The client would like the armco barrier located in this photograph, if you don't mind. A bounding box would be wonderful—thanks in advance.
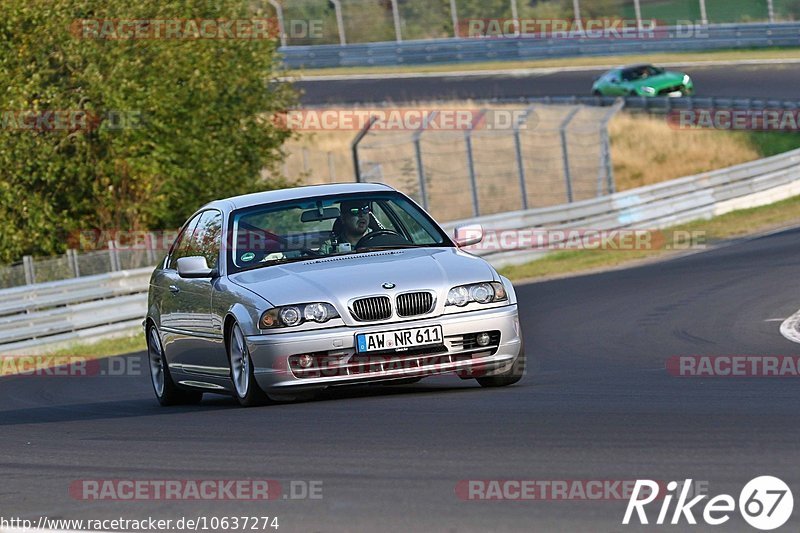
[0,268,152,354]
[2,147,800,351]
[442,148,800,267]
[280,22,800,69]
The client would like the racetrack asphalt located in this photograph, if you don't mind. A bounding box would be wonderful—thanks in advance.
[1,226,800,532]
[296,64,797,105]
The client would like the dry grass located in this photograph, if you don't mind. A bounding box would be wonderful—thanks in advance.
[609,113,762,190]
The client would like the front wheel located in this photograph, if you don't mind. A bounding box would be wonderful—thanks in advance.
[229,322,270,407]
[476,345,525,388]
[147,326,203,406]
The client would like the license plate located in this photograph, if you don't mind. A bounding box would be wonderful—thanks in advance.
[356,325,443,353]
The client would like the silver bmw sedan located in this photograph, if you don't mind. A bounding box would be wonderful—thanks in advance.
[145,183,524,406]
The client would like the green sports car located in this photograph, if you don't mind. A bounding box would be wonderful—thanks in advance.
[591,64,694,97]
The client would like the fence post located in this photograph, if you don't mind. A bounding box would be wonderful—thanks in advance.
[412,111,438,212]
[572,0,583,31]
[767,0,775,23]
[450,0,460,38]
[599,99,625,196]
[559,107,581,203]
[390,0,402,42]
[464,110,486,218]
[699,0,708,25]
[351,115,377,182]
[510,0,519,21]
[267,0,287,47]
[513,105,536,210]
[327,151,336,182]
[145,233,156,264]
[633,0,643,30]
[22,255,35,285]
[329,0,346,45]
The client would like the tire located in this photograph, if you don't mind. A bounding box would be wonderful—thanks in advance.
[228,322,270,407]
[147,325,203,406]
[476,345,525,388]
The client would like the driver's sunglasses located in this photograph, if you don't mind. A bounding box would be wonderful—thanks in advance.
[347,205,371,217]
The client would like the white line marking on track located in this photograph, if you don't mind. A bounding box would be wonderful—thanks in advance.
[779,308,800,344]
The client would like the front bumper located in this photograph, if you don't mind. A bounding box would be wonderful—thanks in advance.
[246,304,522,391]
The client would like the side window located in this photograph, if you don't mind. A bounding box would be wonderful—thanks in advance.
[193,210,223,269]
[168,212,204,269]
[388,203,438,244]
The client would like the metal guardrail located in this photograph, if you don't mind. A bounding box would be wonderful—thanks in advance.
[442,147,800,267]
[280,22,800,69]
[0,268,152,354]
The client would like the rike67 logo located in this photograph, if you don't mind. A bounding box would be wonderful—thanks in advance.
[623,476,793,530]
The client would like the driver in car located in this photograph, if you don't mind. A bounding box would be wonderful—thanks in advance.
[319,200,373,254]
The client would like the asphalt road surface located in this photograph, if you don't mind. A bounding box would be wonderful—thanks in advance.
[297,64,798,105]
[2,226,800,532]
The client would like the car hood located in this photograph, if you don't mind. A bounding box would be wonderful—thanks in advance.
[228,247,497,313]
[631,71,686,88]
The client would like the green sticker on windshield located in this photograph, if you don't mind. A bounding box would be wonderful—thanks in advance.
[241,252,255,262]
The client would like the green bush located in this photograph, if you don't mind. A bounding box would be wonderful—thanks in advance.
[0,0,295,263]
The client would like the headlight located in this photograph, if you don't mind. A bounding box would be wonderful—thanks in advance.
[446,282,508,307]
[260,302,339,329]
[642,86,655,95]
[683,74,691,85]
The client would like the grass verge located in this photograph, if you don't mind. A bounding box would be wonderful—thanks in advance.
[288,47,800,77]
[499,194,800,282]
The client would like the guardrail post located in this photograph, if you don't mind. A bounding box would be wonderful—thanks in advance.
[329,0,346,45]
[767,0,775,23]
[67,249,81,278]
[560,107,581,203]
[267,0,287,47]
[108,240,120,272]
[390,0,402,42]
[351,115,377,182]
[464,110,485,218]
[513,105,536,210]
[22,255,35,285]
[449,0,460,38]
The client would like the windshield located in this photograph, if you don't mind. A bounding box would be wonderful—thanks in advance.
[228,192,451,272]
[621,65,664,81]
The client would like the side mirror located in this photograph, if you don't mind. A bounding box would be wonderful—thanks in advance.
[177,256,215,278]
[454,224,484,247]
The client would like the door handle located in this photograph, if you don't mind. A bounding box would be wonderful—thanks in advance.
[169,285,180,294]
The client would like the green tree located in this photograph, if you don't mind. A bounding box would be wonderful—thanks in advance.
[0,0,295,262]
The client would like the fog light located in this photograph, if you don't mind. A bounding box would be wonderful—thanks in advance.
[476,332,491,347]
[297,354,314,368]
